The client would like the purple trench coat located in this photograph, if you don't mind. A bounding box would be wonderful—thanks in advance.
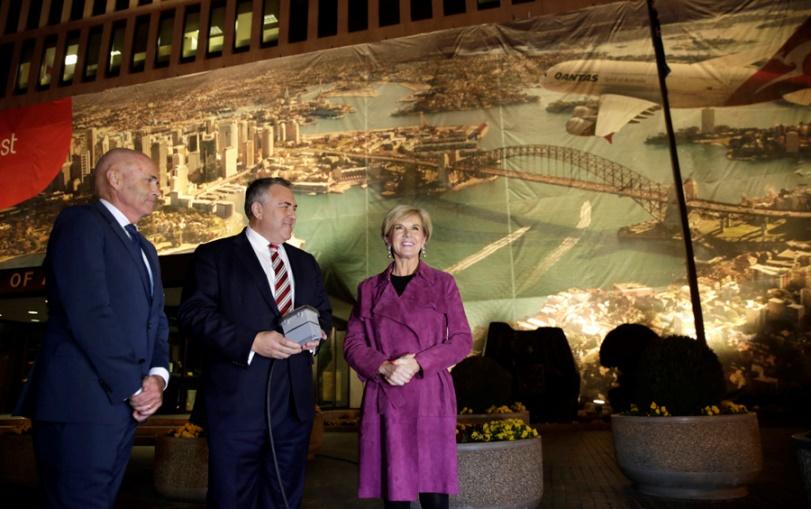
[344,262,473,501]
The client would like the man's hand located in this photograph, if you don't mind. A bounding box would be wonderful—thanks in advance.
[252,331,303,359]
[129,375,165,422]
[300,329,327,353]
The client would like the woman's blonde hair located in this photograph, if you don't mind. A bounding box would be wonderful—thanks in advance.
[380,205,433,243]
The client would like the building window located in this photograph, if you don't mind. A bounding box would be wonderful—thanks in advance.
[318,0,338,38]
[155,10,174,68]
[207,0,226,57]
[512,0,534,3]
[181,5,201,62]
[4,1,23,34]
[60,30,80,85]
[115,0,130,10]
[0,43,13,97]
[15,39,36,94]
[92,0,107,16]
[478,0,500,9]
[411,0,432,21]
[83,25,103,81]
[443,0,465,16]
[261,0,280,47]
[379,0,400,27]
[131,15,150,73]
[26,0,44,30]
[347,0,368,32]
[288,0,308,43]
[69,0,85,22]
[38,35,58,89]
[47,0,65,25]
[234,0,253,52]
[107,20,126,77]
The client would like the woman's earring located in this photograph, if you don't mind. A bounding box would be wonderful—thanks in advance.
[420,245,427,258]
[386,244,393,258]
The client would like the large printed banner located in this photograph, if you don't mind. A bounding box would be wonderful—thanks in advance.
[1,0,809,402]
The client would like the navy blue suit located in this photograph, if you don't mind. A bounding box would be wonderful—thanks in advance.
[15,201,169,508]
[178,230,332,509]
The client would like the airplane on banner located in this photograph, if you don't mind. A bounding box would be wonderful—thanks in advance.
[540,17,811,142]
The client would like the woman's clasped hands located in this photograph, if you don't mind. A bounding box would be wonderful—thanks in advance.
[379,353,420,386]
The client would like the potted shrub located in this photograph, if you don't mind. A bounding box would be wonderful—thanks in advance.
[602,326,762,500]
[452,418,543,509]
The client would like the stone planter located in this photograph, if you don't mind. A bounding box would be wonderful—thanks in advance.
[0,433,37,487]
[611,413,762,500]
[457,411,530,426]
[153,436,208,502]
[792,431,811,508]
[451,437,543,509]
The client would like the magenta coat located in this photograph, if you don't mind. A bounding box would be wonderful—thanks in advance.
[344,262,473,501]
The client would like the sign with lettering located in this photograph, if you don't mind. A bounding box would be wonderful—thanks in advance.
[0,98,72,209]
[0,267,46,296]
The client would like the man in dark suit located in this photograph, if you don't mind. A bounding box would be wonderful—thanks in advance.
[178,177,331,509]
[16,148,170,508]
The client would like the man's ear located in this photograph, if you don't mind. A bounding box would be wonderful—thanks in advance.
[251,201,263,219]
[106,167,121,190]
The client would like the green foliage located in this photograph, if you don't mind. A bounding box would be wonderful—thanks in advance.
[632,335,726,416]
[452,356,513,413]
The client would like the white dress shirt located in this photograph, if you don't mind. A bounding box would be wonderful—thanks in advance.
[245,226,296,364]
[99,199,169,392]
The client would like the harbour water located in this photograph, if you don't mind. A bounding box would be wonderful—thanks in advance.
[294,82,811,328]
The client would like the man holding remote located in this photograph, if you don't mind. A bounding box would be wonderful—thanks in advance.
[178,177,331,509]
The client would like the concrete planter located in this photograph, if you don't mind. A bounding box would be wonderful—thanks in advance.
[451,437,543,509]
[792,431,811,508]
[153,436,208,502]
[0,434,37,487]
[611,413,762,500]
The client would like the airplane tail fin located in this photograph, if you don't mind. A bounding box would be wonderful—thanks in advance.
[725,17,811,106]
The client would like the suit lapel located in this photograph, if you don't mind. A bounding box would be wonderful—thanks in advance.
[234,231,278,315]
[92,201,152,299]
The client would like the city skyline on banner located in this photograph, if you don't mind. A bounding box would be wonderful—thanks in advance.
[0,0,809,403]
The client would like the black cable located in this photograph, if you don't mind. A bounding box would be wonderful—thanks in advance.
[266,360,291,509]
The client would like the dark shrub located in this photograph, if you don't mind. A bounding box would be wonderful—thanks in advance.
[451,356,513,413]
[632,335,726,416]
[599,323,660,412]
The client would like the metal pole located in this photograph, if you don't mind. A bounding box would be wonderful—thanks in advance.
[645,0,707,345]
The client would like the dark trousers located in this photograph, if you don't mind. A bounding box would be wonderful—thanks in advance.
[384,493,450,509]
[207,360,313,509]
[32,419,137,509]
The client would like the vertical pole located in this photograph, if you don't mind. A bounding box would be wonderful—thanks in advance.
[645,0,706,345]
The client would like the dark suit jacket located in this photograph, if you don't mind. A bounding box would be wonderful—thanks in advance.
[177,229,332,432]
[16,201,169,423]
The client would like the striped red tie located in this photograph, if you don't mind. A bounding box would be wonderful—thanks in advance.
[270,243,292,316]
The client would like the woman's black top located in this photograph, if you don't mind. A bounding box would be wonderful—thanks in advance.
[390,273,415,296]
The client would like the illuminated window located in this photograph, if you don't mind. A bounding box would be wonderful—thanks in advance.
[234,0,253,52]
[15,39,35,94]
[443,0,465,15]
[181,5,200,62]
[379,0,399,27]
[207,0,225,57]
[48,0,65,25]
[107,20,126,77]
[0,44,13,96]
[83,25,103,81]
[261,0,280,47]
[60,30,80,85]
[38,35,58,89]
[288,0,307,43]
[347,0,368,32]
[155,10,174,68]
[131,15,150,73]
[318,0,337,38]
